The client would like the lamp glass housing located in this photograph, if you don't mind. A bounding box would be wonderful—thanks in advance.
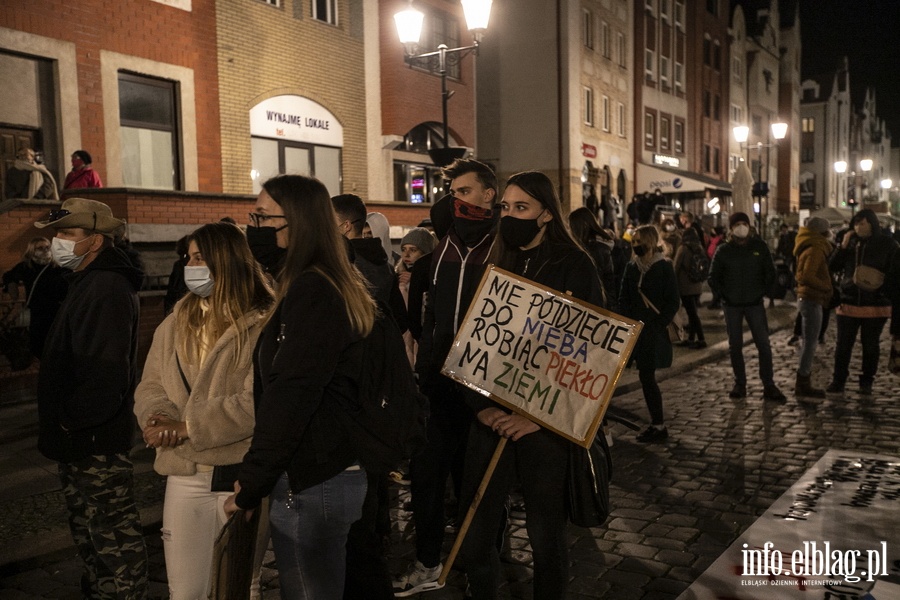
[834,161,847,174]
[860,159,873,172]
[881,178,892,190]
[394,6,425,45]
[461,0,493,32]
[770,122,788,140]
[733,125,749,143]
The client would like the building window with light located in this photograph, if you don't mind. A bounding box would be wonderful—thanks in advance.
[118,71,180,190]
[674,119,684,153]
[584,87,594,126]
[583,9,594,49]
[313,0,337,24]
[802,117,815,132]
[645,111,655,148]
[660,116,670,150]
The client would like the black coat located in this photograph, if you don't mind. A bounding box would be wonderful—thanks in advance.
[620,257,680,370]
[37,247,144,462]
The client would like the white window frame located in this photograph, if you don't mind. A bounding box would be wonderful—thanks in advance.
[675,1,684,29]
[660,55,670,87]
[583,87,594,126]
[313,0,338,25]
[731,104,743,124]
[674,62,684,92]
[617,103,626,137]
[602,95,610,132]
[583,9,594,50]
[645,112,655,147]
[645,49,655,80]
[660,0,670,21]
[674,120,684,153]
[660,116,670,149]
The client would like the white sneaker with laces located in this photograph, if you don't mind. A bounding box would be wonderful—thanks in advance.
[393,560,443,597]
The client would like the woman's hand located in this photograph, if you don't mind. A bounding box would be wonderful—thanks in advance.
[143,414,188,448]
[397,271,412,286]
[478,408,540,441]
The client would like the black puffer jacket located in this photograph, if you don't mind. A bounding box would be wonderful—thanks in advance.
[829,210,900,311]
[37,246,144,462]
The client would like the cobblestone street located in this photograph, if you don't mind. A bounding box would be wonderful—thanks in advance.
[1,301,898,599]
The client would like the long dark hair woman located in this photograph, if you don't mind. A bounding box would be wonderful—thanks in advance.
[568,206,618,312]
[224,174,377,599]
[619,225,680,442]
[459,171,603,600]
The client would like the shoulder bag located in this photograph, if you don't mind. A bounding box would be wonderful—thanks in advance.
[638,288,684,343]
[852,245,885,292]
[175,353,241,493]
[14,264,49,329]
[565,433,613,527]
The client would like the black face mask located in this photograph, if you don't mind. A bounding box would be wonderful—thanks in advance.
[632,245,647,257]
[452,199,499,246]
[500,216,543,249]
[246,225,286,274]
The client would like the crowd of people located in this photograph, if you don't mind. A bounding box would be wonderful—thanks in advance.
[2,158,899,600]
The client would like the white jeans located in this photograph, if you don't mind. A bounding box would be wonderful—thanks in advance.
[162,471,229,599]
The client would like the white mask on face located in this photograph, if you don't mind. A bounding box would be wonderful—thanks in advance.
[51,236,91,270]
[732,224,750,239]
[184,266,215,298]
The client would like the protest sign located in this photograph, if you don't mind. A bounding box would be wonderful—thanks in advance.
[442,265,642,447]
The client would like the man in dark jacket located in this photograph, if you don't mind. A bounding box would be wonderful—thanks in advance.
[709,212,786,402]
[394,158,499,596]
[33,198,148,598]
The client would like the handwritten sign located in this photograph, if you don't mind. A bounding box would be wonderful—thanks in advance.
[679,450,900,599]
[442,266,642,447]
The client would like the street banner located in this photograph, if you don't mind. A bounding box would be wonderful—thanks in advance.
[441,265,642,448]
[679,450,900,599]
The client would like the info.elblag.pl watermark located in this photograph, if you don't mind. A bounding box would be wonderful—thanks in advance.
[740,541,889,585]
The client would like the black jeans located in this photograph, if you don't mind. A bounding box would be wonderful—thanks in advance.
[681,294,704,341]
[460,424,569,600]
[639,365,664,425]
[344,471,393,600]
[832,315,888,387]
[408,382,472,568]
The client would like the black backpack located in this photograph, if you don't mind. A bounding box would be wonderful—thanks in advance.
[335,307,429,474]
[687,250,711,283]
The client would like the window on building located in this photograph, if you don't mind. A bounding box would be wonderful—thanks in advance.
[660,116,670,149]
[752,114,762,136]
[703,91,711,117]
[802,117,815,132]
[731,104,743,124]
[313,0,337,24]
[423,11,461,78]
[617,103,626,137]
[713,94,720,120]
[713,147,720,174]
[583,9,594,49]
[713,42,721,70]
[118,71,179,190]
[660,55,670,87]
[703,145,711,172]
[645,49,655,80]
[261,0,279,5]
[703,38,711,66]
[675,1,684,28]
[601,21,610,58]
[707,0,718,16]
[645,0,653,9]
[729,154,741,176]
[675,62,684,92]
[660,0,670,21]
[674,120,684,153]
[801,146,815,162]
[645,112,655,147]
[617,32,626,67]
[732,56,742,83]
[583,87,594,126]
[602,95,610,131]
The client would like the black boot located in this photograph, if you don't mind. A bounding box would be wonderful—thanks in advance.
[795,374,825,399]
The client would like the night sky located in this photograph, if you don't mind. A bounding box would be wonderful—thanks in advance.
[798,0,900,146]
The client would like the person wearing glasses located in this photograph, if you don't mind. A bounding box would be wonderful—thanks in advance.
[33,198,148,598]
[134,222,273,599]
[224,175,376,600]
[1,237,69,358]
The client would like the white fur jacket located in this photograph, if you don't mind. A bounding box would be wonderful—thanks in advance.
[134,306,265,476]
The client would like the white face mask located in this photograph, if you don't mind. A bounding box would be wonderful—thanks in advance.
[184,265,215,298]
[732,224,750,239]
[51,236,91,270]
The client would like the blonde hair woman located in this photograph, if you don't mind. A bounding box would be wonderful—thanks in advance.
[134,222,273,599]
[225,175,377,599]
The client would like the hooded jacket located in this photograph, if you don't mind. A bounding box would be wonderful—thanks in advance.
[38,246,144,462]
[708,234,775,307]
[348,237,409,332]
[134,305,265,476]
[793,227,834,307]
[829,210,900,314]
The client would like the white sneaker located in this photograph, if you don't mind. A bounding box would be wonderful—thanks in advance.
[393,560,443,597]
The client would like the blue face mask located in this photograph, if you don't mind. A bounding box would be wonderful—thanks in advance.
[184,265,214,298]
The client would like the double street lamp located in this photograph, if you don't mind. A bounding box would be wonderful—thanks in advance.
[733,121,788,239]
[394,0,493,167]
[834,158,872,216]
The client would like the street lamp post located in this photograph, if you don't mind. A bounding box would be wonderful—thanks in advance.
[733,122,787,240]
[838,159,873,216]
[394,0,493,167]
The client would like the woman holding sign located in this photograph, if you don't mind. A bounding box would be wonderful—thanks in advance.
[619,224,680,443]
[460,170,603,600]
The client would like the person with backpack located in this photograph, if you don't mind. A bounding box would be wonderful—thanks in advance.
[568,206,618,312]
[134,222,274,599]
[224,175,377,600]
[460,171,604,600]
[673,227,707,349]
